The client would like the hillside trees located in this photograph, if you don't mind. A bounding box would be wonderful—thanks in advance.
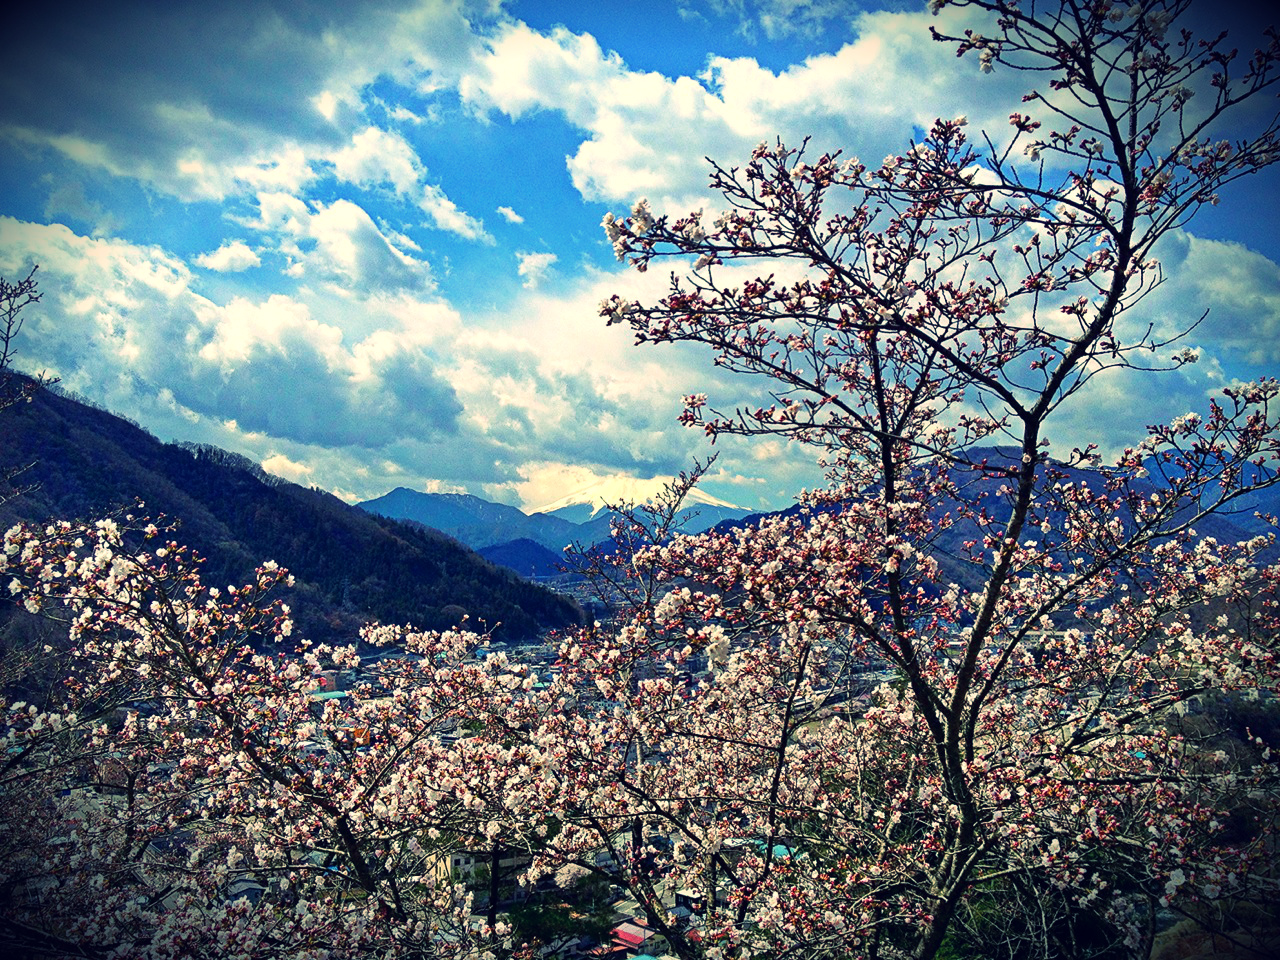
[0,268,44,418]
[0,267,54,505]
[0,377,582,645]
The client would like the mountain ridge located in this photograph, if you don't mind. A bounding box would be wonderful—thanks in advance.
[358,487,592,552]
[359,480,753,554]
[0,382,581,643]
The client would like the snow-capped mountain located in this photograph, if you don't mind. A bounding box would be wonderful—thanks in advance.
[530,476,748,532]
[355,478,754,575]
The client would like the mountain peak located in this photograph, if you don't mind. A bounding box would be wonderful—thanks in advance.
[529,475,743,521]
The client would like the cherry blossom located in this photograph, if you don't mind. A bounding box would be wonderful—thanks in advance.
[4,2,1280,959]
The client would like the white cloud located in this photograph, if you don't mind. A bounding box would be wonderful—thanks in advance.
[328,127,490,241]
[244,193,435,293]
[313,91,339,121]
[172,143,317,201]
[1148,232,1280,365]
[307,199,433,292]
[330,127,422,195]
[227,146,317,195]
[387,105,427,125]
[496,205,524,223]
[194,240,261,272]
[262,452,314,481]
[455,7,1015,213]
[419,184,490,242]
[0,0,493,204]
[516,251,557,288]
[249,191,312,236]
[0,216,197,392]
[441,262,793,488]
[0,216,461,453]
[194,295,341,369]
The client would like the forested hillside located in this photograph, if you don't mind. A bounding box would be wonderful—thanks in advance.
[0,381,581,642]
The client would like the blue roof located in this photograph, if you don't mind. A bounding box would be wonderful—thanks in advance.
[751,839,795,859]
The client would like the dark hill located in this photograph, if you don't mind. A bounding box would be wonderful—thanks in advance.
[0,383,582,643]
[703,448,1279,611]
[479,538,568,579]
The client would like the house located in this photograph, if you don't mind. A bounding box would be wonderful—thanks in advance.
[611,919,668,957]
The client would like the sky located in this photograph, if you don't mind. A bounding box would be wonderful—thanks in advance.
[1,0,1277,513]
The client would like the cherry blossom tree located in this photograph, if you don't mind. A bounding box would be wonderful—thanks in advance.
[0,516,541,960]
[541,0,1280,956]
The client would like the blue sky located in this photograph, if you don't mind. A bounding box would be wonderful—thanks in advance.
[1,0,1277,512]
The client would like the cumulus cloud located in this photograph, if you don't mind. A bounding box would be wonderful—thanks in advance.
[330,127,422,195]
[0,216,460,454]
[516,251,557,288]
[419,184,491,242]
[0,1,492,203]
[9,0,1004,227]
[327,126,489,240]
[0,215,733,502]
[443,263,795,491]
[1146,232,1280,365]
[496,205,524,223]
[456,6,1018,212]
[307,199,434,291]
[173,290,467,449]
[261,452,313,482]
[194,295,337,369]
[244,193,434,293]
[194,240,261,272]
[449,342,698,477]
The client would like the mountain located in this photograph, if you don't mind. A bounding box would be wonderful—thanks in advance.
[478,538,568,580]
[357,488,582,551]
[365,450,1278,587]
[357,478,752,567]
[0,382,581,643]
[530,475,748,533]
[704,447,1280,601]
